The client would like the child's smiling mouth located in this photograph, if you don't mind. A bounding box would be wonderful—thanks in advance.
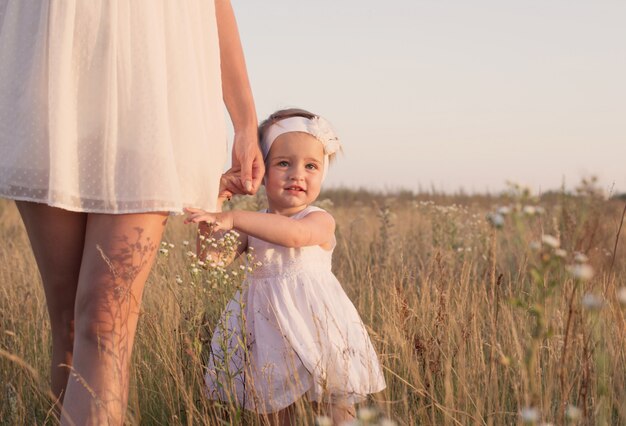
[284,185,306,193]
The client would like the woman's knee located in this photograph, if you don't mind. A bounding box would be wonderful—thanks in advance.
[72,271,142,349]
[48,307,75,350]
[43,275,79,346]
[73,299,117,350]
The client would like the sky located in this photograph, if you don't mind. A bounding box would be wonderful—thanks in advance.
[230,0,626,195]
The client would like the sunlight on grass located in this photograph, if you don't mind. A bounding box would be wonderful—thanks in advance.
[1,178,625,424]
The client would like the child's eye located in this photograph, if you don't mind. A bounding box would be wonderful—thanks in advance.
[277,161,289,167]
[306,163,318,170]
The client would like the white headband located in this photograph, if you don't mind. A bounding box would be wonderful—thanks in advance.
[261,116,341,181]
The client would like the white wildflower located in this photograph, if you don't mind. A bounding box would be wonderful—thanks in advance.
[186,250,196,258]
[574,252,589,263]
[357,407,377,422]
[190,267,200,275]
[497,206,511,215]
[183,240,190,246]
[541,235,560,249]
[160,241,168,247]
[554,249,567,258]
[582,293,603,310]
[168,243,175,248]
[487,213,505,228]
[175,276,183,285]
[565,404,582,421]
[567,264,594,281]
[315,416,333,426]
[520,407,539,423]
[523,205,536,215]
[239,265,246,270]
[159,248,169,255]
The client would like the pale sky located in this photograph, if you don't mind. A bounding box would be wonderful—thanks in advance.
[231,0,626,194]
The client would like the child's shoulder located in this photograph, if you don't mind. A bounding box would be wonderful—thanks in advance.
[295,205,333,220]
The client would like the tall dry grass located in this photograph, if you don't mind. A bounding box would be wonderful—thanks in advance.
[1,179,625,425]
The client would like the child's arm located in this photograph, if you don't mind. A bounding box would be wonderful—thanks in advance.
[185,209,335,249]
[189,198,248,264]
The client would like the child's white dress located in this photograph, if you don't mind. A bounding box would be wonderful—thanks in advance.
[0,1,226,214]
[205,206,386,413]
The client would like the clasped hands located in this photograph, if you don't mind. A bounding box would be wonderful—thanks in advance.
[184,167,255,232]
[185,131,263,232]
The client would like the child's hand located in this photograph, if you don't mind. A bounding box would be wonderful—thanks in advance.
[218,171,244,201]
[217,172,239,203]
[184,208,234,232]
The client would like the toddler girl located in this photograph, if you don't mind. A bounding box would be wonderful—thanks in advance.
[185,109,386,425]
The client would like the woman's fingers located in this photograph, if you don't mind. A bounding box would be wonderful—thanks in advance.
[237,150,264,194]
[231,132,265,195]
[249,150,265,193]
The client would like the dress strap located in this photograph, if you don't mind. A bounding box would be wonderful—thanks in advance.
[293,205,325,218]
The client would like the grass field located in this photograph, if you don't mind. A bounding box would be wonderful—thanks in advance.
[1,179,625,425]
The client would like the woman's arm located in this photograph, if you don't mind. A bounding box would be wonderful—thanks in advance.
[186,209,336,249]
[214,0,264,194]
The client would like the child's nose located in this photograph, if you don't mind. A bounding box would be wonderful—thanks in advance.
[289,173,304,181]
[289,166,305,180]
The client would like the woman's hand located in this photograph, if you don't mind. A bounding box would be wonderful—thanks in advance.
[218,162,260,201]
[229,129,264,194]
[184,207,234,232]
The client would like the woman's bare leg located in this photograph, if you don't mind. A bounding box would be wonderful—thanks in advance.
[60,212,168,426]
[15,201,87,405]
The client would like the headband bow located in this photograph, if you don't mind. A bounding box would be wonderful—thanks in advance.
[261,116,341,181]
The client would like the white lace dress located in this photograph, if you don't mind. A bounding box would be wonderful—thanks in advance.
[0,1,227,213]
[205,206,386,413]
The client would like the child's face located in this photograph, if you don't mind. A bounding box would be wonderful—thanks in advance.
[264,132,325,216]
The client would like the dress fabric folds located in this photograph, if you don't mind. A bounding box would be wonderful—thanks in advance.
[205,206,387,413]
[0,0,227,214]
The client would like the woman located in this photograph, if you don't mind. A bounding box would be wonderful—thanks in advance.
[0,1,263,424]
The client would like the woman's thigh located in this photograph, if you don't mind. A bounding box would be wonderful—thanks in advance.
[15,201,87,324]
[73,212,168,344]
